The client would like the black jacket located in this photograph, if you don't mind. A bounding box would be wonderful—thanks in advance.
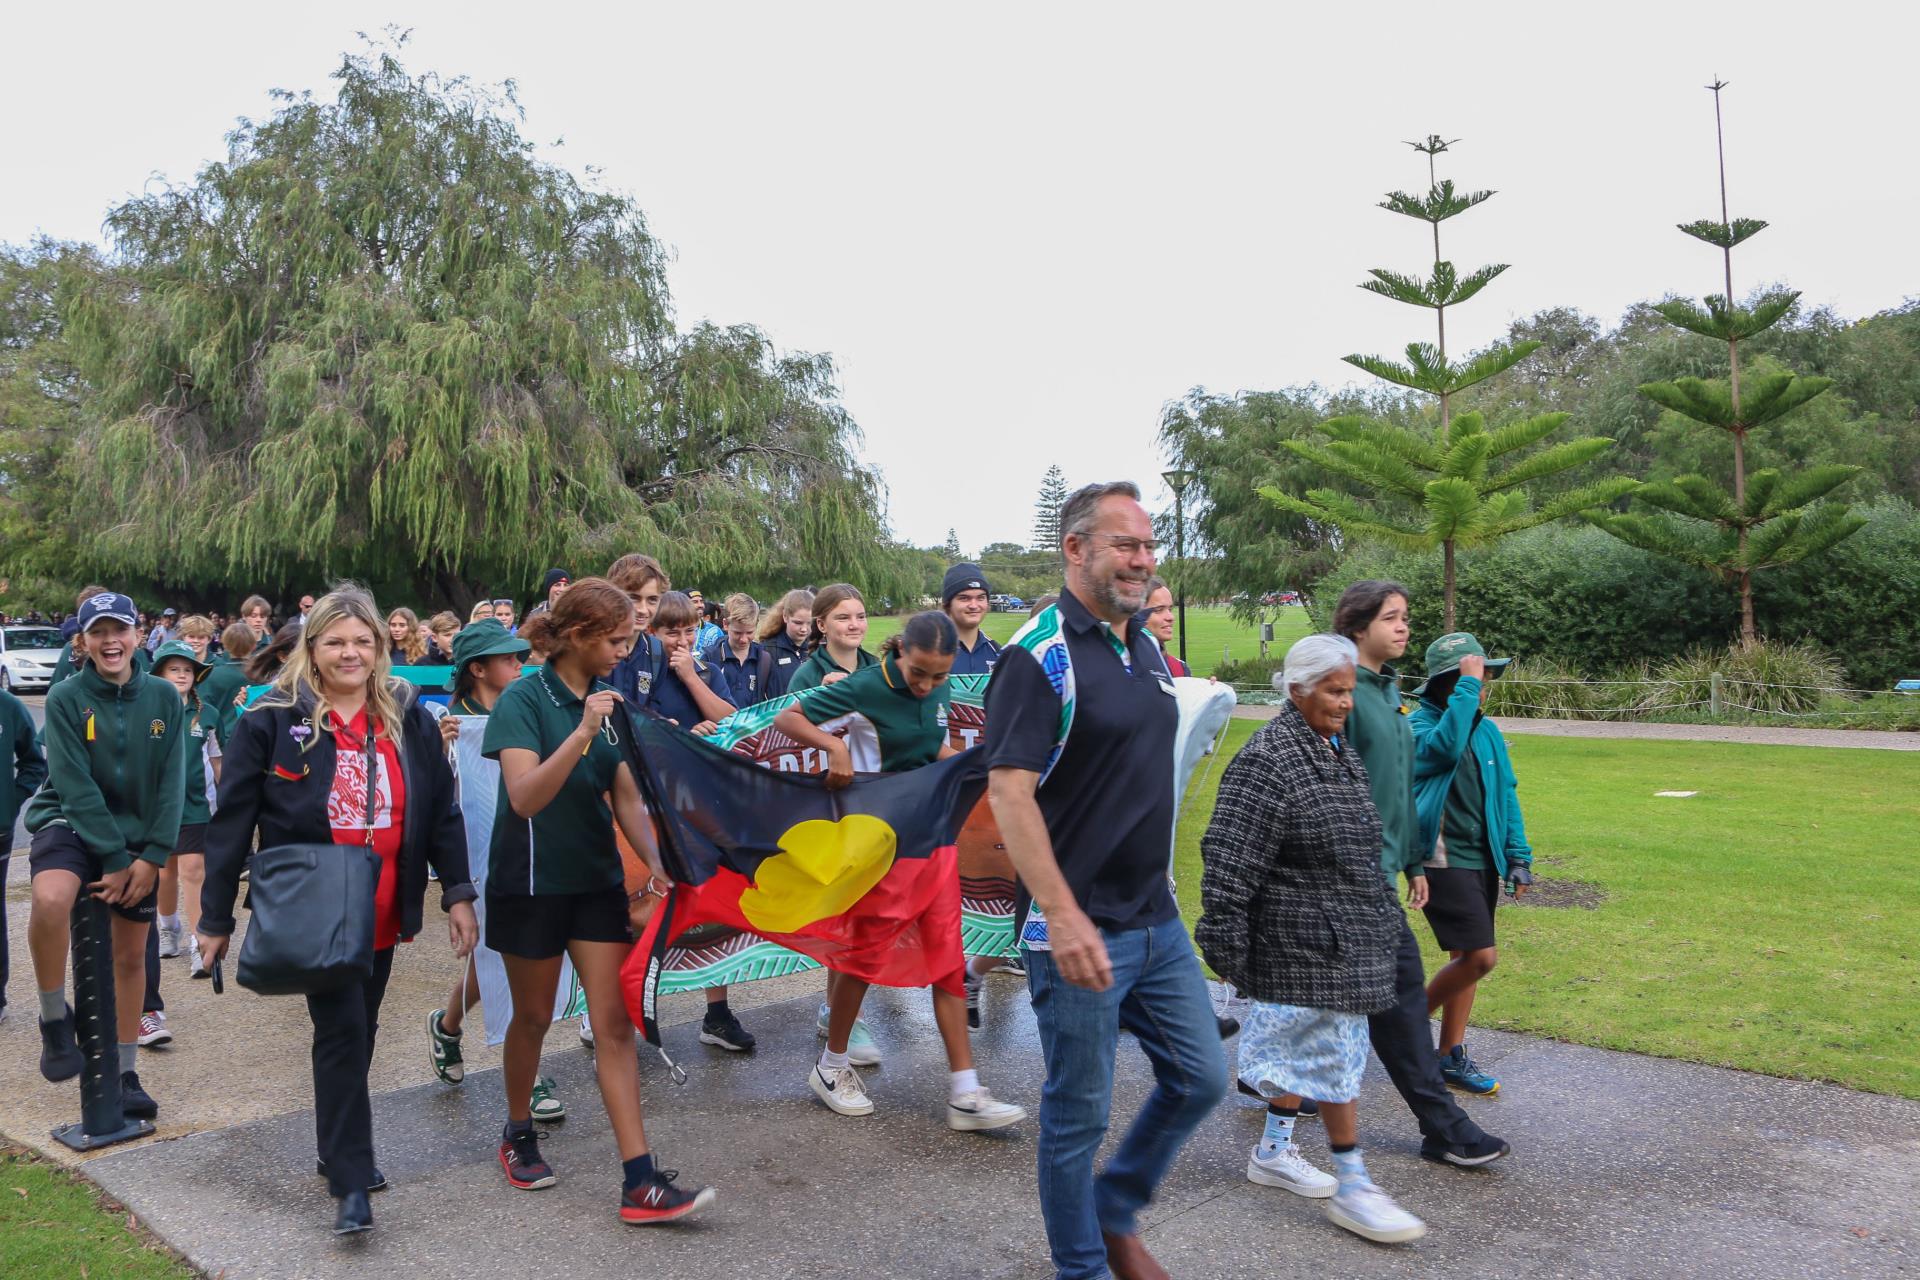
[200,682,476,940]
[1195,701,1401,1014]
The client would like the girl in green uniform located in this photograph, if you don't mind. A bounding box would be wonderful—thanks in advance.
[773,612,1026,1134]
[482,579,714,1224]
[787,583,877,691]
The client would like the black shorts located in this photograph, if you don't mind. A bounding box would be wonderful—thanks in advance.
[1422,864,1500,952]
[28,826,158,923]
[486,886,631,960]
[174,822,208,855]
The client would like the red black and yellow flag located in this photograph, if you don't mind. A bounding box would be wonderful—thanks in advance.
[617,710,985,1046]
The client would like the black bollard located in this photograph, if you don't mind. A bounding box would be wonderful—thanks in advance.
[51,896,152,1151]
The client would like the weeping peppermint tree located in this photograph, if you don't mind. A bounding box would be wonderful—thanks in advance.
[1261,136,1635,629]
[1590,82,1862,646]
[59,45,913,606]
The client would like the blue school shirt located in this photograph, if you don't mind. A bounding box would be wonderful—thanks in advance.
[702,637,766,707]
[649,652,735,727]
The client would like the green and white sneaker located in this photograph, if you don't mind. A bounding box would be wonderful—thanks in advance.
[816,1004,882,1067]
[530,1076,567,1122]
[427,1008,464,1085]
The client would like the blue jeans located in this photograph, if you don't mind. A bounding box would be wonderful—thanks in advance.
[1026,915,1227,1280]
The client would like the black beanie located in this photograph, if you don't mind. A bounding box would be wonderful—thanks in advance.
[541,568,571,595]
[941,563,990,607]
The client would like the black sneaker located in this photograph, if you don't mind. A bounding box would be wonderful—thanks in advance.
[1421,1133,1512,1167]
[1215,1014,1240,1039]
[1297,1097,1320,1119]
[619,1169,716,1225]
[316,1159,390,1191]
[498,1125,556,1190]
[39,1007,83,1083]
[119,1071,158,1119]
[697,1008,756,1053]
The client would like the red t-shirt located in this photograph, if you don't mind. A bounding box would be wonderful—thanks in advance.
[328,710,407,951]
[1166,653,1191,678]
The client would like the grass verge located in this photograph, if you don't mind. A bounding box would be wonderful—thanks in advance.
[0,1146,197,1278]
[1174,720,1920,1098]
[867,604,1305,679]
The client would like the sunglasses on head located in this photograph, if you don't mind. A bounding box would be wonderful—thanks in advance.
[491,599,514,608]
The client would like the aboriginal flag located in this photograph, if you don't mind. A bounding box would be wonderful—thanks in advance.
[617,710,985,1046]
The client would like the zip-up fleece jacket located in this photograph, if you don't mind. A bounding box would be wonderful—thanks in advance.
[1344,663,1421,884]
[1408,674,1533,881]
[25,666,187,871]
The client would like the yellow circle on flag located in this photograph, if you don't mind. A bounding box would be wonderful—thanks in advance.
[740,814,898,933]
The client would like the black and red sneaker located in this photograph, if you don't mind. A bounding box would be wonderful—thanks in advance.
[618,1169,716,1225]
[498,1126,556,1190]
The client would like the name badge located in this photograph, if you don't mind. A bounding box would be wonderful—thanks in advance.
[1156,675,1177,696]
[778,657,792,665]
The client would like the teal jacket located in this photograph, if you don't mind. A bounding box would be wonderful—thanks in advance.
[24,666,187,871]
[1344,663,1421,884]
[1408,675,1532,881]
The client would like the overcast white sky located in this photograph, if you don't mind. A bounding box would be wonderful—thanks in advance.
[4,3,1914,551]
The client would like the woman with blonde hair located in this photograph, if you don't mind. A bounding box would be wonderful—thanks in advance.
[469,599,496,626]
[754,587,815,701]
[199,586,479,1236]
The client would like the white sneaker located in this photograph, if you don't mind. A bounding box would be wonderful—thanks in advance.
[579,1012,594,1047]
[815,1004,882,1067]
[137,1011,173,1047]
[1246,1142,1336,1198]
[809,1064,874,1116]
[156,921,181,959]
[947,1086,1025,1131]
[1327,1180,1427,1243]
[188,939,207,979]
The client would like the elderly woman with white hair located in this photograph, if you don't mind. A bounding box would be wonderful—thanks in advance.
[1196,633,1426,1245]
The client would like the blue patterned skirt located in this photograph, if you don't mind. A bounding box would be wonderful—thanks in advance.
[1237,1002,1371,1103]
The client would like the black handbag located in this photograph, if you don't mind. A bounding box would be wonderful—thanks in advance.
[236,733,382,996]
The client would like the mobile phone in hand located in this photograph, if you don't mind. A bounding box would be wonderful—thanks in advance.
[211,957,224,994]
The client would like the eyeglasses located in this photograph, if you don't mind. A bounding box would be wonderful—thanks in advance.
[491,599,514,608]
[1080,533,1160,557]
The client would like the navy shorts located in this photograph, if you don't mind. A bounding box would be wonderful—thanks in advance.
[485,886,631,960]
[29,826,158,923]
[174,822,208,855]
[1421,864,1500,952]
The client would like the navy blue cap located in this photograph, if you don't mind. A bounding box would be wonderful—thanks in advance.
[77,592,140,633]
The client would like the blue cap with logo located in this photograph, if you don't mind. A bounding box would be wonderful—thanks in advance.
[76,592,140,634]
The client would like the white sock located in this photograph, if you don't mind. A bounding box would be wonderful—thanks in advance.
[819,1048,850,1073]
[949,1068,979,1100]
[161,913,181,932]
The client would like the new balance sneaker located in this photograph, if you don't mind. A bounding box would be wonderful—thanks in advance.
[316,1160,389,1192]
[530,1076,566,1122]
[187,938,208,979]
[699,1008,757,1053]
[1326,1180,1428,1243]
[1440,1044,1500,1096]
[1421,1132,1512,1167]
[815,1005,882,1067]
[38,1007,83,1083]
[947,1087,1025,1131]
[427,1008,464,1084]
[809,1064,874,1116]
[498,1126,556,1189]
[1246,1143,1337,1198]
[137,1011,173,1048]
[578,1013,594,1048]
[120,1071,159,1120]
[964,972,983,1031]
[156,920,181,959]
[619,1169,716,1225]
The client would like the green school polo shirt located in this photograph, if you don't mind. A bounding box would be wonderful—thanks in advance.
[787,646,877,692]
[481,667,625,895]
[792,653,951,772]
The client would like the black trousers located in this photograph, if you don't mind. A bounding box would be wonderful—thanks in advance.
[143,921,164,1015]
[1366,919,1484,1149]
[308,947,396,1196]
[0,853,9,1010]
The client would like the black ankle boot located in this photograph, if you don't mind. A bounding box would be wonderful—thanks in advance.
[333,1190,373,1235]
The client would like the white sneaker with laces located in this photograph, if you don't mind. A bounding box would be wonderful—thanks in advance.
[137,1011,173,1048]
[809,1064,874,1116]
[947,1086,1025,1131]
[156,921,181,959]
[1327,1180,1428,1243]
[188,938,207,979]
[1246,1142,1336,1198]
[578,1012,594,1047]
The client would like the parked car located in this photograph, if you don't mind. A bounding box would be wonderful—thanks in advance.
[1,624,65,693]
[1003,596,1027,612]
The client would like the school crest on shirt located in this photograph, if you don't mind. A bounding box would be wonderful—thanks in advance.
[935,704,949,730]
[149,718,167,738]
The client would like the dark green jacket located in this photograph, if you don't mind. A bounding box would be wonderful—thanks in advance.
[1,689,48,836]
[1345,663,1421,883]
[24,667,187,871]
[198,658,251,746]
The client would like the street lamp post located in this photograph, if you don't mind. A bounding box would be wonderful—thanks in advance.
[1161,468,1194,667]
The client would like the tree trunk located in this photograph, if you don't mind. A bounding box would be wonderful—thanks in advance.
[1738,568,1756,648]
[1443,538,1456,631]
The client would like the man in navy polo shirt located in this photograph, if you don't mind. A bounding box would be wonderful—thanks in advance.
[986,481,1225,1280]
[941,563,1000,676]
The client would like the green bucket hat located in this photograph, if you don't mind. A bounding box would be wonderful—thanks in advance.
[444,620,531,690]
[149,639,213,683]
[1416,631,1510,694]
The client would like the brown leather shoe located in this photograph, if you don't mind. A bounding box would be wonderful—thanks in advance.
[1102,1230,1170,1280]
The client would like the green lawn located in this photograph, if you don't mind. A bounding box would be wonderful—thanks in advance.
[1175,721,1920,1098]
[866,604,1309,679]
[0,1148,195,1278]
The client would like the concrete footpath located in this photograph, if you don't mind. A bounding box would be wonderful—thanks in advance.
[1231,703,1920,750]
[3,881,1917,1279]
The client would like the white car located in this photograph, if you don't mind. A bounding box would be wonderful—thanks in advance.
[1,624,65,693]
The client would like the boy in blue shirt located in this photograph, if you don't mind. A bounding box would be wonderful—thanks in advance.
[702,594,767,707]
[649,592,735,733]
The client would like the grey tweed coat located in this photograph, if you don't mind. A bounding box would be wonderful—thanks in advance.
[1195,700,1401,1014]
